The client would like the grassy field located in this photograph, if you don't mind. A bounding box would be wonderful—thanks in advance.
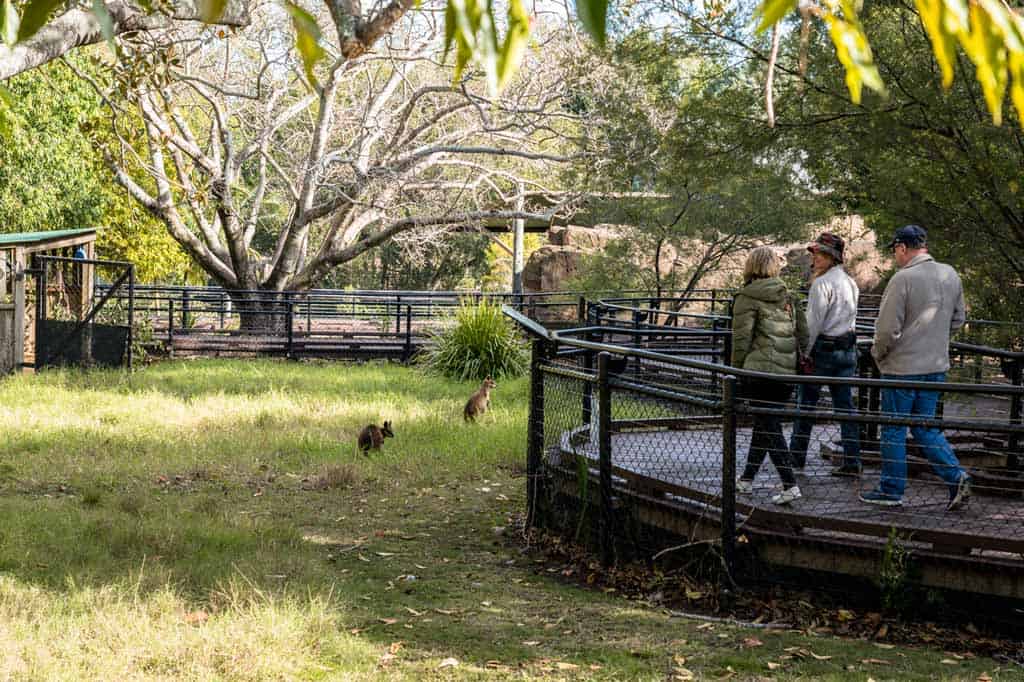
[0,359,1016,680]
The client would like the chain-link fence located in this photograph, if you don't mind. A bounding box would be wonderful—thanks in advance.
[512,301,1024,599]
[31,255,134,370]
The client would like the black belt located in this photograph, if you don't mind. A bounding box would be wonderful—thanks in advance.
[817,332,856,351]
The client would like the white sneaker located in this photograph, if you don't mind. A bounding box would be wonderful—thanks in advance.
[771,486,802,505]
[736,479,753,495]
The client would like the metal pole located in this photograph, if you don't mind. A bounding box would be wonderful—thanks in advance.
[512,194,525,295]
[167,298,174,356]
[721,375,738,589]
[182,289,190,330]
[526,338,546,529]
[598,352,614,567]
[286,301,295,360]
[1009,361,1022,471]
[403,305,412,363]
[126,265,135,370]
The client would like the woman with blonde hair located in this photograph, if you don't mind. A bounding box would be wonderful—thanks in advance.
[731,246,808,505]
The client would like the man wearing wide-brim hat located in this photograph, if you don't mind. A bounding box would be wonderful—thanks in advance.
[789,232,861,477]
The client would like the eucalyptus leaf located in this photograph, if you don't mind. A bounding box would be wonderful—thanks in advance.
[198,0,229,23]
[754,0,797,34]
[1,0,19,47]
[16,0,63,42]
[576,0,608,48]
[285,1,325,89]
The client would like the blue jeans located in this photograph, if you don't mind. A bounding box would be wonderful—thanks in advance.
[878,372,964,498]
[789,344,860,468]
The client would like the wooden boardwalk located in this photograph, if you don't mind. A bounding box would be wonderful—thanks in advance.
[558,425,1024,557]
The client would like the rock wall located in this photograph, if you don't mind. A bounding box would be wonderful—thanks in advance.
[523,217,891,296]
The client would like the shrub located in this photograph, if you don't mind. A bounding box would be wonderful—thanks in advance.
[420,298,528,381]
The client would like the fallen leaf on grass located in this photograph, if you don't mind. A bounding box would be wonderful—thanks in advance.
[767,661,781,670]
[977,674,993,682]
[378,653,396,666]
[861,658,890,665]
[378,618,398,625]
[686,590,703,600]
[810,651,832,661]
[672,668,695,680]
[522,640,540,646]
[388,642,403,654]
[434,608,457,615]
[940,659,960,665]
[696,623,714,630]
[742,637,763,648]
[874,643,896,649]
[404,607,423,616]
[555,662,579,671]
[837,609,855,621]
[375,552,396,557]
[438,657,459,669]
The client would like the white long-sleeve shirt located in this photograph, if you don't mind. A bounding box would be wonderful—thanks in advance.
[805,265,859,350]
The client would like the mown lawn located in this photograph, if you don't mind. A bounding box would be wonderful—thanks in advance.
[0,359,1015,680]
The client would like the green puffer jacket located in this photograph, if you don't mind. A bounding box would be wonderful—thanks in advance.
[730,277,809,375]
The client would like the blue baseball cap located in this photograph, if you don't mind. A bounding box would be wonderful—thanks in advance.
[887,224,927,249]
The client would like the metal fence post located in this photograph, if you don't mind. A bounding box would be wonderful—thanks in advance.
[403,305,412,363]
[1009,360,1022,471]
[167,298,175,356]
[598,352,614,567]
[126,265,135,370]
[286,301,295,360]
[721,375,738,587]
[526,338,546,529]
[181,289,190,330]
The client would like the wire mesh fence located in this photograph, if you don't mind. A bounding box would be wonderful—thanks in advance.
[511,300,1024,597]
[32,256,134,370]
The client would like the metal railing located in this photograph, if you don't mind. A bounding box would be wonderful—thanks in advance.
[507,303,1024,597]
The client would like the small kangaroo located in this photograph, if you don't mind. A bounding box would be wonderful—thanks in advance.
[463,377,497,422]
[357,420,394,453]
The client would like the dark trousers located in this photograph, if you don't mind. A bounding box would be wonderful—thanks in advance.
[789,343,861,469]
[740,379,796,487]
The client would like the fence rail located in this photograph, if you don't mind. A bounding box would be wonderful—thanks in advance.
[507,302,1024,599]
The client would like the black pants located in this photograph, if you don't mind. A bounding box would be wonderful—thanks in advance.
[740,379,796,487]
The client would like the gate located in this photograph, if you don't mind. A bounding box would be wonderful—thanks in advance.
[30,255,135,370]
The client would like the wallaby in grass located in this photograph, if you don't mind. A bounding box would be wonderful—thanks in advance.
[463,377,497,422]
[357,420,394,453]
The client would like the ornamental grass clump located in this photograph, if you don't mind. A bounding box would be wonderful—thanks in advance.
[421,298,529,381]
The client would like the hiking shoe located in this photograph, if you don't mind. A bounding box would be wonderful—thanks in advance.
[830,464,862,477]
[771,486,802,505]
[859,489,903,507]
[947,474,972,512]
[736,479,753,495]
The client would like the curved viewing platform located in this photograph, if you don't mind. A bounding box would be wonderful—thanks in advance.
[506,293,1024,599]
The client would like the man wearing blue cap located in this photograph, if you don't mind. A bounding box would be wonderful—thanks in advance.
[860,225,971,511]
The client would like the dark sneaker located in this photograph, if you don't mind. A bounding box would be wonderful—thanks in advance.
[860,489,903,507]
[947,474,971,512]
[830,464,862,477]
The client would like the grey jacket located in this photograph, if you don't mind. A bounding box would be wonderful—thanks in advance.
[871,253,965,375]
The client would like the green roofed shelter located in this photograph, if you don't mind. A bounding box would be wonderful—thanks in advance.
[0,228,99,373]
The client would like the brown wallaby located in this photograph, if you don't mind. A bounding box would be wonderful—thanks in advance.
[357,420,394,453]
[463,377,497,422]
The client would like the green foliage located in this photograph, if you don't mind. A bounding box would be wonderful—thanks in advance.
[443,0,532,95]
[0,56,195,283]
[420,298,528,381]
[285,2,325,88]
[756,0,1024,127]
[878,528,911,613]
[770,2,1024,323]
